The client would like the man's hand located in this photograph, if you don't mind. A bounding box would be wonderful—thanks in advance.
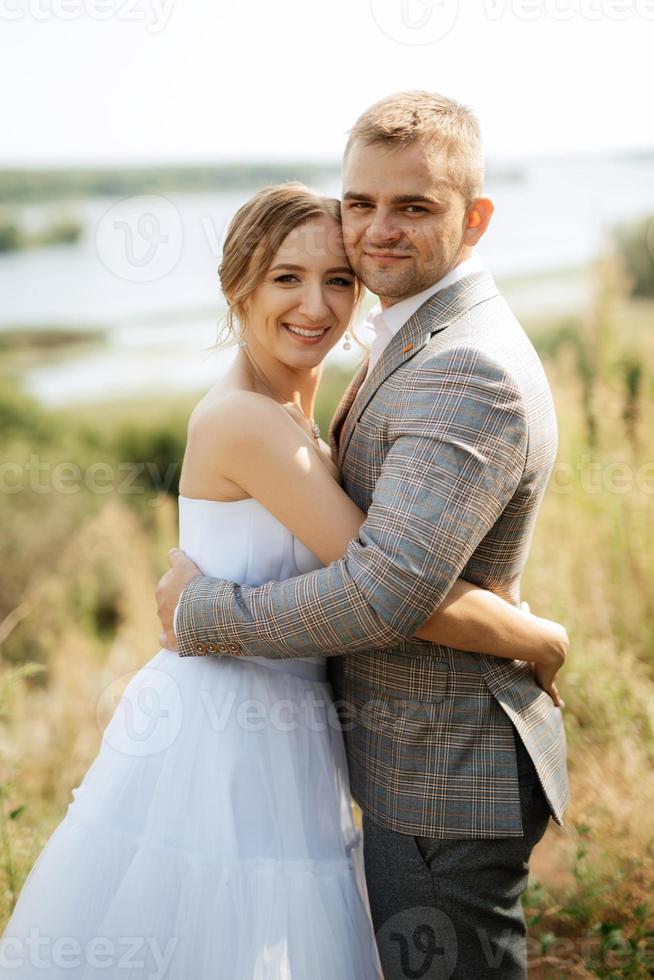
[155,548,202,651]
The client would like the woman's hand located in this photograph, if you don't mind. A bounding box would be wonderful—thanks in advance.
[522,602,569,668]
[530,661,565,707]
[521,601,567,707]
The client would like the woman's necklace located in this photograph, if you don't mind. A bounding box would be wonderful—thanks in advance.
[243,349,321,444]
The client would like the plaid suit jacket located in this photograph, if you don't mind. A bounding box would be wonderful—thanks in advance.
[176,271,570,838]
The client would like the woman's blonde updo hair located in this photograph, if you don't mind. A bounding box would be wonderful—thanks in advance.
[215,181,363,348]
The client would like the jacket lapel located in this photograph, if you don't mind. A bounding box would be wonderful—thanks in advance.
[328,357,369,458]
[337,271,500,467]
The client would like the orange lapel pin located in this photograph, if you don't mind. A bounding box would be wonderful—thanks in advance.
[403,343,414,354]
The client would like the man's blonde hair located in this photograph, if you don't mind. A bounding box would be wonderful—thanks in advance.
[344,90,484,203]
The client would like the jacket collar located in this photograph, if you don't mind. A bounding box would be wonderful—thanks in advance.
[336,271,500,467]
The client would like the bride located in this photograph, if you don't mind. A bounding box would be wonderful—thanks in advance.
[1,183,566,978]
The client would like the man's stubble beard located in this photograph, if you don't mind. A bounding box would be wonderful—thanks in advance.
[358,259,452,307]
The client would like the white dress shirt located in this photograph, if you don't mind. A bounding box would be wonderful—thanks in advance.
[173,597,180,639]
[364,254,483,378]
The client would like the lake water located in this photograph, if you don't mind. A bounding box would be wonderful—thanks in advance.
[1,156,652,406]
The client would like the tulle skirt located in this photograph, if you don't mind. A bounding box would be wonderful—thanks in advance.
[0,649,382,978]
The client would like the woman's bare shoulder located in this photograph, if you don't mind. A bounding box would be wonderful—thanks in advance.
[189,389,287,438]
[181,391,294,500]
[187,388,340,482]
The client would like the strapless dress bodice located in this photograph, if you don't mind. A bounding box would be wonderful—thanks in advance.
[177,495,326,679]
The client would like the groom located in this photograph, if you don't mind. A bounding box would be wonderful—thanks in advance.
[156,91,569,978]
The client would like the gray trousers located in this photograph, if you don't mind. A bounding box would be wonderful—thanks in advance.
[361,726,551,980]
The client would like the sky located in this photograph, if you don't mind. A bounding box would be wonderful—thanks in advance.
[1,0,652,166]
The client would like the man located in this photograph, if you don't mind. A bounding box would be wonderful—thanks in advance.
[156,91,569,978]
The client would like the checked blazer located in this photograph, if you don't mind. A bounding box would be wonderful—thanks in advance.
[175,270,570,838]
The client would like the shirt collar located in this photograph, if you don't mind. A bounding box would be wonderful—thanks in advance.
[366,254,484,340]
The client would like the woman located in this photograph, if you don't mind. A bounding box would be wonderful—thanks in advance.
[1,184,566,978]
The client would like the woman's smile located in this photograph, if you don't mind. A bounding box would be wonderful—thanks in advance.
[282,322,331,344]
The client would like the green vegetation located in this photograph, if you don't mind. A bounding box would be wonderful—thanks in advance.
[0,326,108,376]
[0,208,83,252]
[0,254,652,975]
[614,215,654,297]
[0,163,341,204]
[0,327,107,353]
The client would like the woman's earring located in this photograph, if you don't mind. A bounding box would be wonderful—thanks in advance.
[342,330,352,352]
[238,335,248,350]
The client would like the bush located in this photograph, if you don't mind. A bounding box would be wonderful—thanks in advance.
[614,215,654,297]
[0,379,56,445]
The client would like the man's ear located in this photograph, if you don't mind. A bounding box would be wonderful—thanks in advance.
[463,197,494,246]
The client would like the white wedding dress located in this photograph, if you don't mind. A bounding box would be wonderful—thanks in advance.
[1,495,382,979]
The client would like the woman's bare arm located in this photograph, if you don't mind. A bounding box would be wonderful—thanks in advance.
[184,393,567,668]
[414,579,567,667]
